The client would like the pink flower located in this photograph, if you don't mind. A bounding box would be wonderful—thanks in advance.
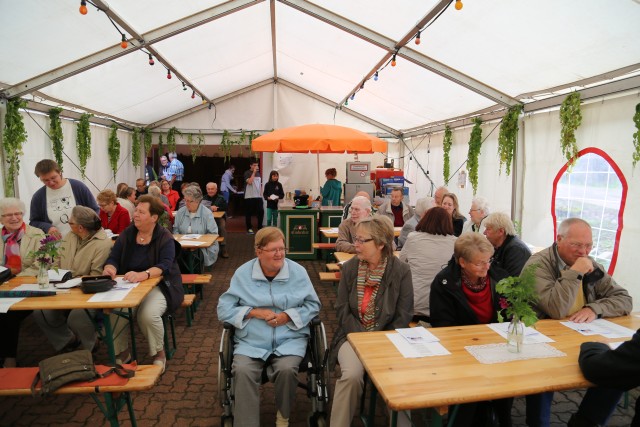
[499,297,509,310]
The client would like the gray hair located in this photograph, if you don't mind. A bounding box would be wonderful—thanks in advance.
[455,232,494,263]
[168,152,177,160]
[415,197,435,218]
[206,182,218,190]
[472,196,490,215]
[71,206,101,232]
[148,185,162,197]
[356,216,395,259]
[558,218,591,237]
[182,185,203,202]
[0,198,25,216]
[351,196,372,212]
[484,212,516,236]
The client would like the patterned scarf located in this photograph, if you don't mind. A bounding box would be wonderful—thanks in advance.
[357,256,388,331]
[2,223,26,273]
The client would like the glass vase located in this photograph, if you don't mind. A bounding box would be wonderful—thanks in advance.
[37,263,50,289]
[507,316,525,353]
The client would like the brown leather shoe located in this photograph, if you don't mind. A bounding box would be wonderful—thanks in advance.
[220,248,229,258]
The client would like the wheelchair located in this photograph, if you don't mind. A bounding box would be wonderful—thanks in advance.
[217,317,330,427]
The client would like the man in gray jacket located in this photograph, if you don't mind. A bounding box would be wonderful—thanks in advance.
[522,217,632,427]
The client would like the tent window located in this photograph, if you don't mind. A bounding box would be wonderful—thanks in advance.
[552,149,627,274]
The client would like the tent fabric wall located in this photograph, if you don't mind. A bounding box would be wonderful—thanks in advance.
[16,111,141,220]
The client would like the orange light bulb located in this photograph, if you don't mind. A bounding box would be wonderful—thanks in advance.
[79,0,87,15]
[120,35,128,49]
[455,0,463,10]
[391,54,397,67]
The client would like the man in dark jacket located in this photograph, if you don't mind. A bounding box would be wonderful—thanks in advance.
[483,212,531,277]
[204,182,229,258]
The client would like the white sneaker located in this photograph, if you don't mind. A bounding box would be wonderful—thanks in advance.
[276,410,289,427]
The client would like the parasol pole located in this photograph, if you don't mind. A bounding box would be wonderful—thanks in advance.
[316,152,321,201]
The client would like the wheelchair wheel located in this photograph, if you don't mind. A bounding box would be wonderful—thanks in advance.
[217,327,235,419]
[221,415,233,427]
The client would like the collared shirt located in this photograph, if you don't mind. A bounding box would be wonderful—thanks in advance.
[169,158,184,181]
[161,164,172,181]
[221,169,235,193]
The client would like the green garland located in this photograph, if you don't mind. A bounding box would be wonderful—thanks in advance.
[142,128,152,156]
[157,133,164,155]
[167,126,182,153]
[76,113,92,178]
[220,130,234,163]
[108,123,121,179]
[632,102,640,170]
[187,132,205,163]
[2,99,28,197]
[48,107,64,171]
[497,104,523,176]
[466,117,483,195]
[131,127,141,168]
[559,92,582,169]
[442,125,453,184]
[249,130,259,159]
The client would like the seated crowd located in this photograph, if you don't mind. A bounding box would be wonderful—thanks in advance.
[1,159,638,427]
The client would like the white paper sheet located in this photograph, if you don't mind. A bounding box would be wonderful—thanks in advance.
[0,298,24,313]
[54,278,82,289]
[560,319,635,338]
[179,241,204,247]
[487,323,555,344]
[181,234,202,239]
[386,333,450,358]
[396,327,440,344]
[609,342,623,350]
[87,288,133,303]
[48,269,72,281]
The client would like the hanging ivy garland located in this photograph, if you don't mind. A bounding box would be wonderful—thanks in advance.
[559,92,582,169]
[497,104,523,176]
[142,128,152,156]
[108,123,121,179]
[131,127,141,168]
[75,113,92,178]
[157,133,164,155]
[632,102,640,170]
[249,130,259,159]
[48,107,64,171]
[442,125,453,184]
[167,126,182,153]
[2,98,28,197]
[187,132,205,163]
[466,117,483,195]
[220,130,234,163]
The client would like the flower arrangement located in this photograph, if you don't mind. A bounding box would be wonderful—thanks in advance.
[29,235,62,270]
[496,263,539,327]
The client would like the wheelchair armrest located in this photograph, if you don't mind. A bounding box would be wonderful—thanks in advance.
[223,322,234,330]
[310,316,321,326]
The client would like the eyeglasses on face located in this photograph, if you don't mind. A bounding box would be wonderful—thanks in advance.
[568,242,593,251]
[1,212,23,218]
[353,237,374,245]
[467,257,494,267]
[260,247,287,255]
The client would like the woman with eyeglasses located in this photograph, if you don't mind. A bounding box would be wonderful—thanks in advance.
[97,189,131,235]
[173,185,219,268]
[217,227,321,427]
[0,198,45,367]
[430,232,512,426]
[160,179,180,211]
[330,216,413,426]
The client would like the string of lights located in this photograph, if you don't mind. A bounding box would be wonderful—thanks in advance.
[78,0,209,106]
[341,0,461,108]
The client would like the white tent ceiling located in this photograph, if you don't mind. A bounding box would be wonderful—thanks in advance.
[1,0,640,133]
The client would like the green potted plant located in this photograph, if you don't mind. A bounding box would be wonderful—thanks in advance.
[3,98,28,197]
[496,263,539,353]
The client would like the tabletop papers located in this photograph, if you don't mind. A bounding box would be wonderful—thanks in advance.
[321,228,340,234]
[466,343,567,364]
[179,241,205,247]
[487,322,555,344]
[87,278,139,303]
[387,328,450,358]
[0,297,24,313]
[54,278,82,289]
[48,269,72,281]
[560,319,635,338]
[180,234,203,239]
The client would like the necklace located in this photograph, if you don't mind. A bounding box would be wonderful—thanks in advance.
[137,232,151,242]
[461,271,488,293]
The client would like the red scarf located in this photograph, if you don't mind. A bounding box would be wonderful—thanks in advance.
[2,223,26,273]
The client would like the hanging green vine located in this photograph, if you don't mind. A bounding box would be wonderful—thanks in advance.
[497,104,523,176]
[131,127,141,168]
[2,98,28,197]
[157,133,164,155]
[166,127,182,153]
[187,132,205,163]
[48,107,64,171]
[632,102,640,170]
[466,117,483,195]
[76,113,92,178]
[559,92,582,169]
[442,125,453,183]
[142,128,152,156]
[249,130,259,159]
[220,130,234,163]
[108,123,121,179]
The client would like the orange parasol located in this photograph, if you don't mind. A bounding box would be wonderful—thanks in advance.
[251,124,387,154]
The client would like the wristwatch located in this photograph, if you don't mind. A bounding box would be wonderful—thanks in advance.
[145,270,151,279]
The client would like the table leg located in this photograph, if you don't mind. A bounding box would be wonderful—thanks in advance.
[91,391,132,427]
[102,311,117,364]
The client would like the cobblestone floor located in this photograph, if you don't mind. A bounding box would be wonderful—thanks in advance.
[0,231,636,426]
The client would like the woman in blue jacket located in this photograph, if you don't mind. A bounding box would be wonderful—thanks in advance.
[217,227,321,427]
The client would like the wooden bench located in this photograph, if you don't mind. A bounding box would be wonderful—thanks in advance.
[312,242,336,250]
[163,294,197,360]
[0,364,162,426]
[326,263,340,272]
[319,272,341,283]
[181,274,212,311]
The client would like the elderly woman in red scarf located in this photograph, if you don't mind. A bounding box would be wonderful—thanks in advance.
[0,198,45,367]
[329,215,413,426]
